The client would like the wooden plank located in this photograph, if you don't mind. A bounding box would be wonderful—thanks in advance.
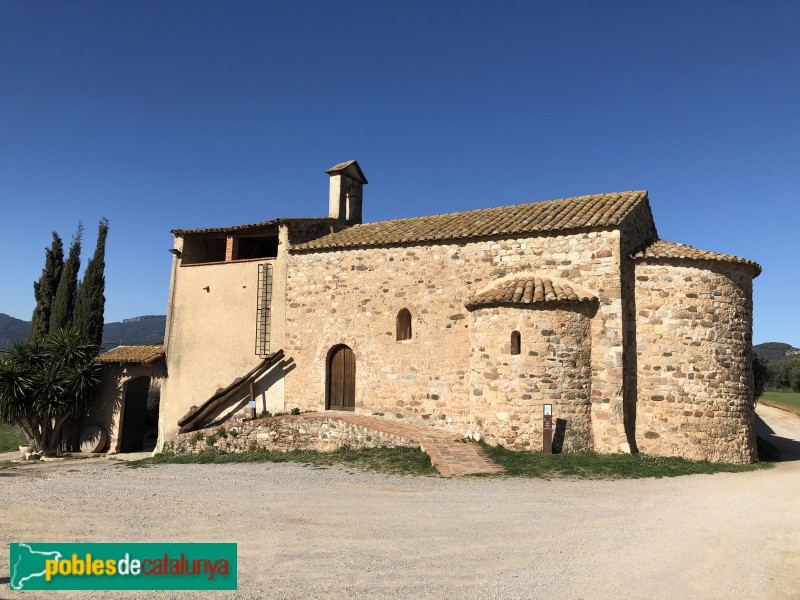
[344,346,355,409]
[178,350,284,433]
[330,347,343,409]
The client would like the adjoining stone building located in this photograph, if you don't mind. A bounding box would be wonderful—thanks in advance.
[152,160,761,463]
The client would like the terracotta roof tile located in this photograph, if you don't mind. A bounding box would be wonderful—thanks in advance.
[97,345,165,364]
[631,240,762,275]
[467,277,597,308]
[293,191,648,251]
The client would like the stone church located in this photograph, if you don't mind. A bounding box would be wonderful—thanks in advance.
[127,160,760,463]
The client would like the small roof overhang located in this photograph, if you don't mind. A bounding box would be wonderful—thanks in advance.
[97,345,165,365]
[466,276,598,309]
[630,240,762,276]
[325,160,368,184]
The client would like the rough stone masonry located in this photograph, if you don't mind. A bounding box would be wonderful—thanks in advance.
[129,160,761,464]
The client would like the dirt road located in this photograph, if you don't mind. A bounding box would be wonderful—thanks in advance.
[2,405,799,600]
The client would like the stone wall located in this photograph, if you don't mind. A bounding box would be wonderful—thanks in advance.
[171,415,417,454]
[618,199,658,255]
[633,259,756,463]
[619,199,660,449]
[468,303,595,451]
[285,229,630,452]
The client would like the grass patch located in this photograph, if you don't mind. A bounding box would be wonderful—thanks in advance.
[123,437,781,480]
[0,423,27,453]
[479,437,778,479]
[760,389,800,415]
[125,446,438,476]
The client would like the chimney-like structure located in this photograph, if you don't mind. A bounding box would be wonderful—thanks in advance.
[326,160,367,225]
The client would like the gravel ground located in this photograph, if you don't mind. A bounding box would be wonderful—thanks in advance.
[1,404,799,600]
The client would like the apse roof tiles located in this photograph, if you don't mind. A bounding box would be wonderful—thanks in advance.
[631,240,762,275]
[467,277,597,308]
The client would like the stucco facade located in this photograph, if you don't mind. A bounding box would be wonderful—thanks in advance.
[159,249,286,432]
[153,161,761,463]
[89,346,166,453]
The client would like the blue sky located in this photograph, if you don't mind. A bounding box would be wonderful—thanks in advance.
[1,1,798,345]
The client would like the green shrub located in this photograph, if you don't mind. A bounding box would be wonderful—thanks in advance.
[290,407,301,415]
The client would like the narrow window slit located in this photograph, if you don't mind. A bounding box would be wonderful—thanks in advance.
[396,309,412,341]
[511,331,521,355]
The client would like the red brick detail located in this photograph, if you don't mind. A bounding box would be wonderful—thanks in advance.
[225,236,239,262]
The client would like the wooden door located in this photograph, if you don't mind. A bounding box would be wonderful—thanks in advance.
[328,345,355,411]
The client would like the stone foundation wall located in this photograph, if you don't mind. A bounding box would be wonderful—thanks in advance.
[468,304,595,451]
[633,260,756,463]
[171,415,417,454]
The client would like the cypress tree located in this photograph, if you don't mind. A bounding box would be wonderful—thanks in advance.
[50,223,83,332]
[73,218,109,348]
[29,232,64,342]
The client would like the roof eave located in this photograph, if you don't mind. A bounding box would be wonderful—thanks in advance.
[466,297,599,311]
[172,217,335,237]
[631,254,763,278]
[290,223,625,253]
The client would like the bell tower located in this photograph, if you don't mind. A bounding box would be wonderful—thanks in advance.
[326,160,368,225]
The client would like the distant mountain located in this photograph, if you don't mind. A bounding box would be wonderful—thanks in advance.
[0,314,166,351]
[0,314,31,349]
[754,342,800,362]
[100,315,166,350]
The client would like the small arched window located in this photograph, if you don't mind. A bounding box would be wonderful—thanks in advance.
[396,309,412,341]
[511,331,521,355]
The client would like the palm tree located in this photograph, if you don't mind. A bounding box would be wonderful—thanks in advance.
[0,329,100,452]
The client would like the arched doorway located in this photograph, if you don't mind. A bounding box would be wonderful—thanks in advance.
[327,345,355,411]
[120,376,155,452]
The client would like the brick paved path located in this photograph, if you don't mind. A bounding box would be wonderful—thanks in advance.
[303,412,505,477]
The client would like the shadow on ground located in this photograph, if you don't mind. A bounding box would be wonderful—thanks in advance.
[756,413,800,461]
